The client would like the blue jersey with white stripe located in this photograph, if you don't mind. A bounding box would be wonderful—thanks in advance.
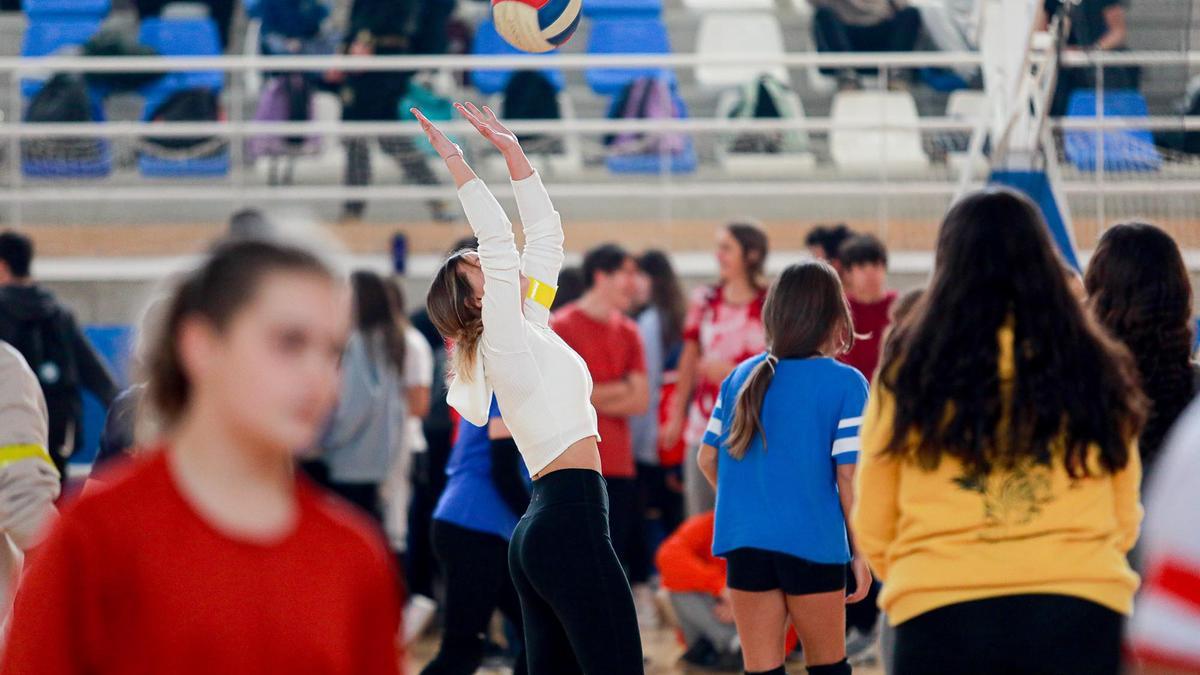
[703,353,869,564]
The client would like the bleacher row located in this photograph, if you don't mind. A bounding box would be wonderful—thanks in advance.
[15,0,1165,182]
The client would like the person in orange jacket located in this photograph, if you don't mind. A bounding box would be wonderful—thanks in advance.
[656,511,741,670]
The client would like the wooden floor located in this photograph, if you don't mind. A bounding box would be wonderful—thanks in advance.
[405,625,885,674]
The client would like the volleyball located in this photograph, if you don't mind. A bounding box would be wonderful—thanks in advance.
[491,0,583,53]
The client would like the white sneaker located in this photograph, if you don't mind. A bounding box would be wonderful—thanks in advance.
[633,584,661,630]
[403,594,437,645]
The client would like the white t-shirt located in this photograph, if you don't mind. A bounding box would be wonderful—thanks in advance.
[403,327,433,455]
[381,326,435,553]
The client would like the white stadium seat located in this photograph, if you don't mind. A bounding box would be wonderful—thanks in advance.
[695,12,788,91]
[830,90,930,176]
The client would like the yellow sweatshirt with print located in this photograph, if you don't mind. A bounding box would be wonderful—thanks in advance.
[851,328,1142,626]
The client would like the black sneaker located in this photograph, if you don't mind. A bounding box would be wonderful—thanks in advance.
[681,638,718,669]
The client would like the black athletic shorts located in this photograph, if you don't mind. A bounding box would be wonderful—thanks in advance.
[724,547,846,595]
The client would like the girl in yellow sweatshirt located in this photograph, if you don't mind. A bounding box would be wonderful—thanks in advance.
[852,188,1147,675]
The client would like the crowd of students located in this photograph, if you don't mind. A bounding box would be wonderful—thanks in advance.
[1,106,1200,674]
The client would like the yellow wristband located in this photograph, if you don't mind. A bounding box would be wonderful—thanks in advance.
[0,444,58,475]
[527,277,558,310]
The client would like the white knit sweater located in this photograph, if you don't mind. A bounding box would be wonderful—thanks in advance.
[446,172,599,476]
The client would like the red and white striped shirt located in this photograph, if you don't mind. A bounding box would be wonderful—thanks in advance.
[1128,399,1200,673]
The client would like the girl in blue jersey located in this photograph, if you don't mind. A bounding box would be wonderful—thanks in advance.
[422,398,529,675]
[698,261,872,675]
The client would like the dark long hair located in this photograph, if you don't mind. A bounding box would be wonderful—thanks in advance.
[725,222,769,290]
[1085,222,1195,469]
[727,262,854,459]
[880,188,1146,478]
[351,270,406,375]
[638,250,686,352]
[143,239,336,429]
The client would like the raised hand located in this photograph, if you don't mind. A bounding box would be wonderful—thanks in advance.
[457,102,533,181]
[410,108,463,162]
[457,103,522,156]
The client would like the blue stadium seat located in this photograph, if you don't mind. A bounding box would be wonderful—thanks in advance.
[471,19,567,95]
[20,18,102,99]
[22,0,109,18]
[583,0,662,18]
[77,325,133,469]
[137,17,228,177]
[605,90,696,175]
[138,17,224,116]
[22,129,113,179]
[586,18,675,96]
[1064,90,1162,173]
[138,152,230,178]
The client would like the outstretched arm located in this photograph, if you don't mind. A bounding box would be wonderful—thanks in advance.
[414,108,525,353]
[459,103,564,328]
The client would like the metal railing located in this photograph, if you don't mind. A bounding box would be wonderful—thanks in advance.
[1,48,1198,231]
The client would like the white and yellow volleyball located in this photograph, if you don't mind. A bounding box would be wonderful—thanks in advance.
[491,0,583,54]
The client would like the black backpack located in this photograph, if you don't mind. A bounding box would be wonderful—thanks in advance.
[82,27,165,93]
[3,309,79,400]
[22,73,105,166]
[502,71,562,153]
[143,88,225,158]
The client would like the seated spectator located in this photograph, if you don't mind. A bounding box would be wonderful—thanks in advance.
[837,234,897,382]
[919,0,981,81]
[1039,0,1135,115]
[808,0,922,89]
[655,511,741,671]
[135,0,235,49]
[260,0,334,56]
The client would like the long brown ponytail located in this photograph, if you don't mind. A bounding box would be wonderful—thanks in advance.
[426,249,485,382]
[726,261,854,459]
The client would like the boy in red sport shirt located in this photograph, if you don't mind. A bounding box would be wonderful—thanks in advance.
[837,234,897,382]
[551,243,650,590]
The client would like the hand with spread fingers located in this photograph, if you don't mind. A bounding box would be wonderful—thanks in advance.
[410,107,463,162]
[456,103,521,156]
[457,102,533,181]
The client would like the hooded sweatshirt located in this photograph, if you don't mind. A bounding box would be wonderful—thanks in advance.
[0,285,119,457]
[320,332,407,485]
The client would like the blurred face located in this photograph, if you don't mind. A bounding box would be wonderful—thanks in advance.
[183,272,350,455]
[843,262,887,301]
[716,230,746,284]
[633,269,652,308]
[807,245,828,262]
[595,257,639,313]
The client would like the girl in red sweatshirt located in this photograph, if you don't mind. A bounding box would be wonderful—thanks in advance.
[1,238,402,675]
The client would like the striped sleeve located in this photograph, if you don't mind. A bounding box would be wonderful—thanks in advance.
[702,377,731,449]
[832,370,870,465]
[1127,401,1200,671]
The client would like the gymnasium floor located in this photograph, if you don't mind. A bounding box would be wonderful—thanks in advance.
[406,625,886,674]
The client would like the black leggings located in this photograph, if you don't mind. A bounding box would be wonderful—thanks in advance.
[892,594,1123,675]
[605,477,648,585]
[509,469,644,675]
[421,520,525,675]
